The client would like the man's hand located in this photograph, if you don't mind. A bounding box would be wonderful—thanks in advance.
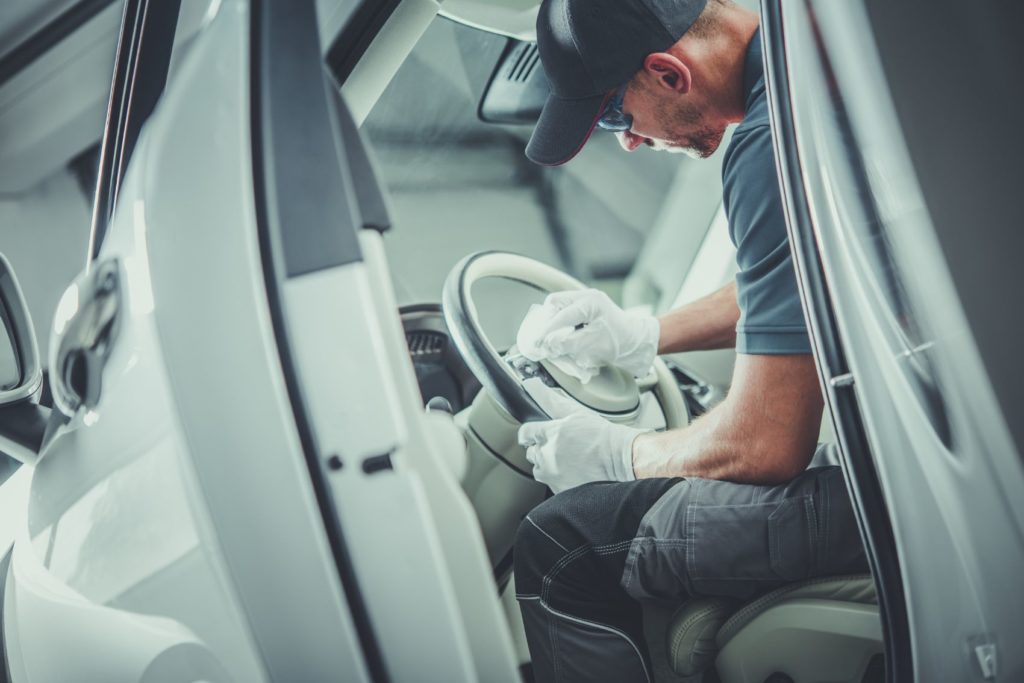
[516,289,660,381]
[518,379,645,493]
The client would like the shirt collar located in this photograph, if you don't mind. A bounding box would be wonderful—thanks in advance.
[742,27,764,109]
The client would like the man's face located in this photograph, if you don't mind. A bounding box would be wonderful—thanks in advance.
[614,82,727,159]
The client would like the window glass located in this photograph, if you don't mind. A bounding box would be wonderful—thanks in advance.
[810,64,953,448]
[360,17,702,310]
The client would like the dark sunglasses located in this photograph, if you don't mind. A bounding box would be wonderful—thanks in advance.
[596,83,633,132]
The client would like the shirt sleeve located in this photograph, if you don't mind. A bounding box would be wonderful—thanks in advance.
[722,123,811,355]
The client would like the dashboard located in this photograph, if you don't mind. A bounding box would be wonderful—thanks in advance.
[400,304,481,413]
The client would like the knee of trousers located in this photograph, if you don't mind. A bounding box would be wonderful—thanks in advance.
[514,496,572,597]
[513,484,614,596]
[514,480,677,597]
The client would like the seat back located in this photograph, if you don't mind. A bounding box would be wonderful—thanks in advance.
[622,150,729,315]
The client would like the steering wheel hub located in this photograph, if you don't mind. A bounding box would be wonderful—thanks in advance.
[539,360,640,414]
[442,251,688,429]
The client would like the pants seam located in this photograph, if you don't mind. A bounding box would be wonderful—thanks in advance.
[540,539,636,682]
[526,515,571,553]
[535,597,653,683]
[541,540,634,603]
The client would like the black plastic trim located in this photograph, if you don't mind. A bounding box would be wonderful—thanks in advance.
[0,0,117,88]
[325,86,391,233]
[761,3,911,681]
[253,1,363,277]
[250,1,387,681]
[324,0,401,88]
[399,303,482,411]
[87,0,181,262]
[442,251,548,424]
[361,452,395,474]
[0,402,51,460]
[0,547,11,683]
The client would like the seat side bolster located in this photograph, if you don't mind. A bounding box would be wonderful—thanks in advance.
[665,598,737,676]
[716,573,876,647]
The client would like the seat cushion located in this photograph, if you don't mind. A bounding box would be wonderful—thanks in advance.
[666,574,876,677]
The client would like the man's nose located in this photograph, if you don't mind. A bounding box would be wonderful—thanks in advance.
[617,130,646,152]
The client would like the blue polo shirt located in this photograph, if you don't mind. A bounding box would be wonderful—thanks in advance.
[722,29,810,355]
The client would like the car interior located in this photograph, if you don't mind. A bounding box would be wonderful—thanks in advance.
[345,2,876,680]
[0,0,887,681]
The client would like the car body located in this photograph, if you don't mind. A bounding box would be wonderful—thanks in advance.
[0,0,1021,681]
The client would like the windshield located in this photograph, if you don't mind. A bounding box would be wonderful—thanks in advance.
[360,17,720,314]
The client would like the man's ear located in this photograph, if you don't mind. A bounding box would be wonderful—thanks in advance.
[642,53,691,94]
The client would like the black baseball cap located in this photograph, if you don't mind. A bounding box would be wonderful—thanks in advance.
[526,0,708,166]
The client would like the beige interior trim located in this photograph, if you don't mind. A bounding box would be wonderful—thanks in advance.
[439,0,538,41]
[716,600,883,683]
[340,0,441,126]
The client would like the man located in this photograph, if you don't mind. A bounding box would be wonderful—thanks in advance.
[513,0,869,680]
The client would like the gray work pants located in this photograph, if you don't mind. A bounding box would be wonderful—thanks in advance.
[514,465,868,682]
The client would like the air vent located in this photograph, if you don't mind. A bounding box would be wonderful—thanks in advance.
[406,330,446,357]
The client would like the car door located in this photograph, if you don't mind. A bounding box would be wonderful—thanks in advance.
[3,1,520,681]
[763,0,1024,680]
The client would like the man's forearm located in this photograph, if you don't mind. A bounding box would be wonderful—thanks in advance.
[657,281,740,354]
[632,353,825,484]
[631,402,807,484]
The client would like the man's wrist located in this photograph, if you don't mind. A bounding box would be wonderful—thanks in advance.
[610,424,643,482]
[655,313,671,356]
[630,431,645,479]
[648,315,662,365]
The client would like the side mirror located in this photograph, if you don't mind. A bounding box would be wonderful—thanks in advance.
[0,253,49,464]
[0,254,42,403]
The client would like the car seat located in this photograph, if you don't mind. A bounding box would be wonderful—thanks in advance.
[660,443,879,682]
[665,573,882,682]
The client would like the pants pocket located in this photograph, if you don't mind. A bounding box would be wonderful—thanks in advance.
[687,502,776,598]
[768,495,816,581]
[687,495,816,597]
[622,471,858,603]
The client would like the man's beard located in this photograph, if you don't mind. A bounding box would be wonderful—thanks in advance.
[654,99,726,158]
[659,128,725,158]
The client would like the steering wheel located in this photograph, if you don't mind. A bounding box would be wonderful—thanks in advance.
[442,251,689,429]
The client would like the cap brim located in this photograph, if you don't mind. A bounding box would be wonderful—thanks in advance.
[526,91,611,166]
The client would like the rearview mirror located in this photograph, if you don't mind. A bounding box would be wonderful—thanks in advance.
[478,39,550,125]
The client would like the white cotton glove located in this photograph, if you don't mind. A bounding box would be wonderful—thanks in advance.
[518,378,645,493]
[516,289,660,383]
